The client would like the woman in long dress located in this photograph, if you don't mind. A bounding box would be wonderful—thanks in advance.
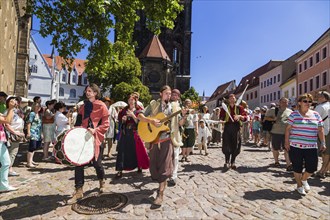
[115,93,149,178]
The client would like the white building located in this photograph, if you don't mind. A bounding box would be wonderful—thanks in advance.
[28,36,89,105]
[28,36,52,104]
[43,55,89,106]
[280,73,297,107]
[259,51,303,107]
[235,60,282,110]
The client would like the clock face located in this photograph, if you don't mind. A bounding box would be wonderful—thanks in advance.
[148,71,161,83]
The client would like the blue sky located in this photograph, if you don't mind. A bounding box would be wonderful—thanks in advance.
[32,1,330,97]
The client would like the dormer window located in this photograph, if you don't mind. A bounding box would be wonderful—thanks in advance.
[72,75,77,83]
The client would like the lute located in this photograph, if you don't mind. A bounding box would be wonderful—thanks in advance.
[138,110,182,143]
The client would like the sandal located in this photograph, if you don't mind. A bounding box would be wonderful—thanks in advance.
[274,162,280,167]
[26,164,36,168]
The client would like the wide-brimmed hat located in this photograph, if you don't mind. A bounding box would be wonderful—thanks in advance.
[254,107,260,111]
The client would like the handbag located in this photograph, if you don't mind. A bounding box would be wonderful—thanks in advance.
[4,126,24,143]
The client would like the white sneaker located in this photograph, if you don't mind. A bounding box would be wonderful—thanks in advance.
[0,186,18,192]
[302,180,310,192]
[296,186,306,195]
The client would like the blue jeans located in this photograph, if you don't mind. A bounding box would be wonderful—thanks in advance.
[0,141,11,190]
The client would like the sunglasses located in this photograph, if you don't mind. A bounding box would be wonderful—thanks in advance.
[301,100,312,104]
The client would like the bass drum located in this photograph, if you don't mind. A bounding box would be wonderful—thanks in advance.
[53,127,95,166]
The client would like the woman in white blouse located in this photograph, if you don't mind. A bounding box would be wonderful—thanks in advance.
[54,102,70,138]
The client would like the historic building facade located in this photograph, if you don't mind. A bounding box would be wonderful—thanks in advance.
[0,0,31,96]
[296,28,330,100]
[133,0,193,94]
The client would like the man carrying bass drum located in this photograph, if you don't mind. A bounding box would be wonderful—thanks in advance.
[67,83,109,205]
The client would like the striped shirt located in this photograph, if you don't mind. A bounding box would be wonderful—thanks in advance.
[287,110,323,149]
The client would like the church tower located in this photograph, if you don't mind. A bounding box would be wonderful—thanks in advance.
[133,0,193,94]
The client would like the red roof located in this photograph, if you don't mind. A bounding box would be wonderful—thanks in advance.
[139,35,171,61]
[235,60,282,94]
[43,55,86,76]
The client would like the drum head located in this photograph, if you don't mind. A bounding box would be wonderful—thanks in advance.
[62,127,94,166]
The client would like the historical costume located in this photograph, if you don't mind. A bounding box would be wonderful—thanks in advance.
[138,85,186,206]
[219,94,247,170]
[115,94,149,178]
[67,84,109,204]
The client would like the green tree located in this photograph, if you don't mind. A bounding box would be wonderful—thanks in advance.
[111,79,151,106]
[29,0,183,101]
[29,0,183,61]
[181,87,200,104]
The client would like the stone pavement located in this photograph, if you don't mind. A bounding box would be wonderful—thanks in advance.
[0,142,329,220]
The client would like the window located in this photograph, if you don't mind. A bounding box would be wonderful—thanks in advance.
[316,75,320,89]
[267,79,269,86]
[62,74,66,82]
[292,87,295,97]
[250,93,253,100]
[72,75,76,83]
[322,71,327,86]
[267,94,269,102]
[270,93,273,101]
[28,84,31,90]
[270,78,272,85]
[316,52,320,63]
[34,55,37,60]
[255,91,257,99]
[246,94,249,101]
[278,74,280,82]
[299,64,302,73]
[278,91,280,100]
[70,89,76,98]
[274,76,276,83]
[273,92,276,100]
[322,47,327,59]
[284,90,289,98]
[264,81,266,88]
[59,87,64,96]
[309,57,313,67]
[261,96,263,103]
[304,60,307,70]
[299,84,302,95]
[304,81,307,93]
[309,78,313,91]
[261,82,263,89]
[30,65,38,73]
[84,76,88,85]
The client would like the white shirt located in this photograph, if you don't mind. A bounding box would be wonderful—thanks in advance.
[55,111,69,137]
[197,126,211,143]
[315,101,330,135]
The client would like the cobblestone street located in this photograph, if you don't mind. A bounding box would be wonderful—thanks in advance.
[0,142,329,219]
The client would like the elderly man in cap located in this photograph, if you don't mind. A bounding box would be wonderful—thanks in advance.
[168,88,183,186]
[269,97,292,170]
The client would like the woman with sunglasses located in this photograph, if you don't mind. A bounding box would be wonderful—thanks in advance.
[285,93,326,195]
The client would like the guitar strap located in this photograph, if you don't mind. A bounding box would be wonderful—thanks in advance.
[150,100,161,117]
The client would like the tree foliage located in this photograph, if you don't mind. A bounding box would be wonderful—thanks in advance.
[29,0,183,61]
[29,0,183,100]
[181,87,200,104]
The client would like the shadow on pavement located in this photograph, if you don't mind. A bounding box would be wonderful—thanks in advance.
[235,165,271,174]
[181,163,216,174]
[243,148,271,153]
[0,194,69,220]
[243,189,302,201]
